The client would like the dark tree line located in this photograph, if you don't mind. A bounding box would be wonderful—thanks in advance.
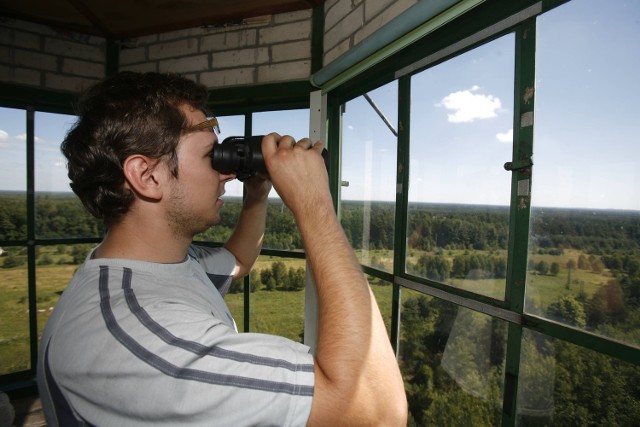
[228,261,305,294]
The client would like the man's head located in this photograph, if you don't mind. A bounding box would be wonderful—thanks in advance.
[62,71,212,227]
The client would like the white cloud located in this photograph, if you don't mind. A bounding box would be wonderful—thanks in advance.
[0,129,8,142]
[496,128,513,143]
[15,133,46,143]
[438,85,502,123]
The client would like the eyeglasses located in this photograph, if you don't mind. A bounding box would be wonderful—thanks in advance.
[187,117,220,134]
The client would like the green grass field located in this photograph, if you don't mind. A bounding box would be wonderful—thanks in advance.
[0,247,608,375]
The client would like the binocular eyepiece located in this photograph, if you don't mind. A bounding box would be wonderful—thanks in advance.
[211,136,329,181]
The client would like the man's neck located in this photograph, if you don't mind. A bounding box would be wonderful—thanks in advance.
[94,217,191,263]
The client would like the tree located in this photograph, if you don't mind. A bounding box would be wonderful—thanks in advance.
[547,295,586,328]
[536,260,550,275]
[550,262,560,276]
[271,261,288,290]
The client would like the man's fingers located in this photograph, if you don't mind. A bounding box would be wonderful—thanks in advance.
[294,138,312,149]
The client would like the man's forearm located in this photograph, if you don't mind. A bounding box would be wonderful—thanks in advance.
[298,201,407,426]
[223,193,267,278]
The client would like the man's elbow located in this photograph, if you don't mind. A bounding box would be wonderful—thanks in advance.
[380,394,408,427]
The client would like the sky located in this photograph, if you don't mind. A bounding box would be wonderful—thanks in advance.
[1,0,639,211]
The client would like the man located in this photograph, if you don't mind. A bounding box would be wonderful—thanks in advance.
[37,71,407,426]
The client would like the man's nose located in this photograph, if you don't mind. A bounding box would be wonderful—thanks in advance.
[219,172,236,182]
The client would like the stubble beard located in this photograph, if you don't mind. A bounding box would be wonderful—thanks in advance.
[165,183,218,239]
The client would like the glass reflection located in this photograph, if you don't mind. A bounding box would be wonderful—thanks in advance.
[527,0,640,347]
[341,81,398,273]
[517,329,640,424]
[399,288,507,426]
[407,34,514,300]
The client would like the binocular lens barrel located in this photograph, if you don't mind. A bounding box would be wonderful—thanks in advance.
[211,135,329,181]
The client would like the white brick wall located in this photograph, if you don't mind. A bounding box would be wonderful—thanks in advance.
[0,1,418,94]
[0,18,105,93]
[323,0,417,67]
[119,12,313,89]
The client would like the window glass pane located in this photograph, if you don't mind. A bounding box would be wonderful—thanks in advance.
[249,255,306,341]
[0,246,30,374]
[36,243,92,345]
[0,107,27,240]
[341,82,397,273]
[34,112,103,238]
[253,110,310,251]
[517,329,640,424]
[399,287,507,425]
[407,34,514,300]
[527,0,640,347]
[196,115,245,242]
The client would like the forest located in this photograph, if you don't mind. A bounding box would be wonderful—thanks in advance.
[1,192,639,424]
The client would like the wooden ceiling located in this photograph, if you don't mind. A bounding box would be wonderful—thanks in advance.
[0,0,326,39]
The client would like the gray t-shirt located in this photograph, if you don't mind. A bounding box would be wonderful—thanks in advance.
[37,245,315,426]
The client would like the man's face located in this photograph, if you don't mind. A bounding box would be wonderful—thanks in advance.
[164,105,235,238]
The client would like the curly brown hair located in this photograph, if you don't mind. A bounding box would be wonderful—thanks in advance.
[61,71,210,227]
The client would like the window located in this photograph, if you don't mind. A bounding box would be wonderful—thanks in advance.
[328,0,640,423]
[407,34,515,300]
[398,288,507,426]
[340,81,398,273]
[1,107,29,375]
[528,0,640,347]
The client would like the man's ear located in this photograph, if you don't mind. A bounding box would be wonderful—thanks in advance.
[122,155,166,201]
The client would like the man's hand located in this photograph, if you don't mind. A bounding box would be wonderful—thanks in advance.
[242,171,272,205]
[260,133,331,218]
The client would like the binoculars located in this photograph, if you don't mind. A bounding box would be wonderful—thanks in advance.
[211,136,329,181]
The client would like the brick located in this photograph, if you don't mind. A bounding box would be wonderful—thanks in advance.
[365,0,415,22]
[62,58,104,78]
[274,10,312,24]
[14,49,57,71]
[0,64,9,81]
[148,38,198,60]
[159,27,206,41]
[10,29,40,50]
[0,27,41,51]
[201,30,257,51]
[259,21,311,45]
[1,19,57,37]
[272,40,310,62]
[325,0,357,31]
[44,38,104,61]
[159,54,209,73]
[200,67,255,88]
[212,47,269,68]
[323,38,351,65]
[45,73,97,92]
[119,46,146,65]
[257,60,310,83]
[355,0,415,45]
[0,46,12,64]
[11,67,41,86]
[324,5,363,52]
[119,62,158,73]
